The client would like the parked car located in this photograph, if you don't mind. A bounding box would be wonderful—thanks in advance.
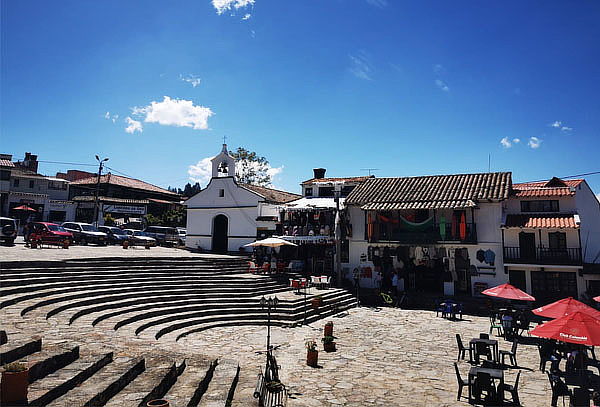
[61,222,108,245]
[143,226,179,247]
[98,226,129,245]
[176,227,186,245]
[29,222,73,245]
[0,217,17,245]
[123,229,157,247]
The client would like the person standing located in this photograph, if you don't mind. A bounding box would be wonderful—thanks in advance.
[391,271,399,298]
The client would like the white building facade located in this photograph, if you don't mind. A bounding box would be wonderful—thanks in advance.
[185,145,299,253]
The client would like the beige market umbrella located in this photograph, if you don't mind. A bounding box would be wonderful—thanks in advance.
[244,237,298,248]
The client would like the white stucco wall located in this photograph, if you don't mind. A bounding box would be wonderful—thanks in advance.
[185,177,261,252]
[576,182,600,263]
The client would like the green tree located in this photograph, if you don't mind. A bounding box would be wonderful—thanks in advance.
[162,207,186,227]
[229,147,272,186]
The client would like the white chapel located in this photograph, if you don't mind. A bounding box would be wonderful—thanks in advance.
[185,144,300,253]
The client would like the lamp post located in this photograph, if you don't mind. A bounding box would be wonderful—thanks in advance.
[260,296,278,351]
[93,155,109,227]
[334,184,342,287]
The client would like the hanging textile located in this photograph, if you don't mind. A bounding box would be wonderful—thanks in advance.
[367,212,374,241]
[439,215,446,239]
[398,215,434,232]
[459,212,467,240]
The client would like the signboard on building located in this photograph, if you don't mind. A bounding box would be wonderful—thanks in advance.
[103,204,146,215]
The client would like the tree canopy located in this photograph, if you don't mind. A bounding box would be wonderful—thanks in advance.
[229,147,272,186]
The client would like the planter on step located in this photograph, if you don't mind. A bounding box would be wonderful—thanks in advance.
[122,240,130,249]
[306,349,319,367]
[323,341,336,352]
[63,239,70,249]
[1,362,29,405]
[147,399,170,407]
[311,297,323,309]
[324,321,333,337]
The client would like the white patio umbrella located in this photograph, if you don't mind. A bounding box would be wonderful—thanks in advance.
[244,237,298,247]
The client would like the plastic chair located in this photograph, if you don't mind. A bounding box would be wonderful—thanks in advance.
[453,363,466,401]
[479,333,490,340]
[472,372,497,403]
[489,314,503,336]
[500,371,521,406]
[443,303,453,319]
[548,373,571,407]
[500,341,519,367]
[248,261,259,274]
[456,334,471,361]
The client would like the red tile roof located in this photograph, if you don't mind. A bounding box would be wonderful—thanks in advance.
[0,160,15,167]
[241,184,301,204]
[301,176,374,185]
[345,172,512,209]
[504,214,580,229]
[513,179,584,197]
[70,173,178,197]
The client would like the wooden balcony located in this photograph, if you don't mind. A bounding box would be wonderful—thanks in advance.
[503,246,582,265]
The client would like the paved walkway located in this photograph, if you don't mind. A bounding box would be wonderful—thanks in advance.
[0,238,239,262]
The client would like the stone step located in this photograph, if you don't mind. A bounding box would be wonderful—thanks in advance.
[0,329,7,345]
[45,355,145,407]
[163,358,214,407]
[14,344,79,383]
[28,352,113,406]
[198,359,239,407]
[104,357,183,407]
[0,336,42,365]
[0,261,250,274]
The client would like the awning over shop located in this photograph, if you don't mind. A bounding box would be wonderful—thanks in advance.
[503,214,580,229]
[284,197,345,210]
[276,235,333,244]
[360,199,476,211]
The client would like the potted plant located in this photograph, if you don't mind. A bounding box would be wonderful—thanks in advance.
[305,340,318,367]
[1,362,29,405]
[147,399,170,407]
[324,321,334,337]
[322,335,337,352]
[311,296,323,309]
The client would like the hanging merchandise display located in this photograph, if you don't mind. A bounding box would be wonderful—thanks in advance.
[439,215,447,239]
[459,212,467,240]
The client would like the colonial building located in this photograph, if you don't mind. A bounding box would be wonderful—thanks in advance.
[502,177,600,301]
[343,172,513,296]
[185,145,299,253]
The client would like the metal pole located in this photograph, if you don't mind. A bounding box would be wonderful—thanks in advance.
[334,191,342,287]
[266,302,271,350]
[93,156,108,227]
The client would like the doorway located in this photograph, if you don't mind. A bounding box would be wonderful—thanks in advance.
[212,215,228,253]
[519,232,536,261]
[509,270,527,292]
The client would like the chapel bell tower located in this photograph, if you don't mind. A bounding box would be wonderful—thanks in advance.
[211,144,236,178]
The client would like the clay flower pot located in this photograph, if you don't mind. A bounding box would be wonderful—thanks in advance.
[306,349,319,367]
[311,297,323,309]
[122,240,129,249]
[323,341,336,353]
[324,321,333,337]
[63,239,70,249]
[1,368,29,404]
[147,399,170,407]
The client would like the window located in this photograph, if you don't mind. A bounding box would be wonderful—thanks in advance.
[219,189,225,197]
[0,170,10,181]
[48,181,67,190]
[318,187,334,197]
[29,180,34,188]
[341,185,355,197]
[13,179,19,187]
[304,187,313,197]
[521,200,559,212]
[548,232,567,250]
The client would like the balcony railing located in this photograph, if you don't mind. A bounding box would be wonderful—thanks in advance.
[369,223,477,244]
[503,246,582,265]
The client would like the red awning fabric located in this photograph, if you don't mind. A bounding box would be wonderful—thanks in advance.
[481,283,536,301]
[530,311,600,346]
[12,205,37,212]
[533,297,600,319]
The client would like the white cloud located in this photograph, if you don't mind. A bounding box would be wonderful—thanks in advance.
[180,74,201,88]
[132,96,214,130]
[561,126,573,132]
[104,111,119,123]
[187,155,284,187]
[550,121,562,128]
[366,0,388,8]
[528,136,542,149]
[500,137,512,148]
[348,51,373,81]
[212,0,254,15]
[242,13,251,20]
[125,117,143,134]
[433,64,445,75]
[550,120,573,132]
[513,138,520,143]
[435,79,449,92]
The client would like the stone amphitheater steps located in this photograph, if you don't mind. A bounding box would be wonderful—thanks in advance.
[103,357,182,407]
[162,358,214,407]
[15,344,80,383]
[43,356,145,407]
[0,336,42,365]
[198,359,239,407]
[28,351,114,406]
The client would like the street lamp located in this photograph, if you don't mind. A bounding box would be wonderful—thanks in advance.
[93,155,109,227]
[260,296,278,351]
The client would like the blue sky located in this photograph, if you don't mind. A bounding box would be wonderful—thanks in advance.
[2,0,599,197]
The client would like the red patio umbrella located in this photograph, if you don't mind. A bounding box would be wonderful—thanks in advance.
[530,311,600,346]
[13,205,37,212]
[533,297,600,319]
[481,283,536,301]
